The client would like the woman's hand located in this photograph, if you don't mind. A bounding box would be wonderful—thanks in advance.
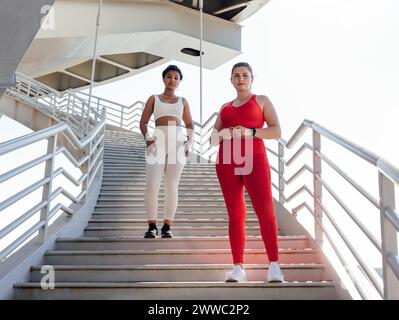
[232,126,252,139]
[220,128,233,140]
[146,140,156,156]
[183,140,192,157]
[146,140,155,148]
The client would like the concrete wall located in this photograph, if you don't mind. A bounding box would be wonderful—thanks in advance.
[0,0,56,86]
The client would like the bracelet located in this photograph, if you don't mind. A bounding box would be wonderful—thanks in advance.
[251,128,256,137]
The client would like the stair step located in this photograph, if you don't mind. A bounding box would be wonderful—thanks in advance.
[92,209,255,215]
[95,203,232,208]
[102,176,219,181]
[103,167,216,172]
[97,194,226,199]
[84,226,263,237]
[100,185,223,190]
[96,199,245,204]
[100,183,222,188]
[55,236,311,250]
[87,218,259,228]
[101,181,220,185]
[93,208,236,213]
[13,281,335,300]
[29,263,326,282]
[44,248,320,265]
[103,168,216,173]
[91,212,242,219]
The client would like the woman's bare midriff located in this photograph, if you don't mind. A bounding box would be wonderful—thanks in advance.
[155,116,181,127]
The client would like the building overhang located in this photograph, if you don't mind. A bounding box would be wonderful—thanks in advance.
[18,0,270,91]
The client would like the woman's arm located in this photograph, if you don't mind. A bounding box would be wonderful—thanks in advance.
[209,103,232,147]
[139,95,155,146]
[234,95,281,140]
[182,98,194,143]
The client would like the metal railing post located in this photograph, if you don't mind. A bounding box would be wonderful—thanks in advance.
[52,94,56,115]
[80,143,92,203]
[66,94,71,122]
[38,134,57,243]
[312,130,323,246]
[96,99,100,122]
[278,141,285,206]
[35,87,40,106]
[378,172,399,299]
[120,106,124,129]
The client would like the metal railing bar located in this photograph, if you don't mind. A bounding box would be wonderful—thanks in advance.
[0,177,50,212]
[286,164,313,186]
[0,200,47,239]
[52,167,64,180]
[285,121,399,187]
[77,91,144,110]
[0,153,52,184]
[88,148,103,172]
[201,112,218,128]
[285,120,313,148]
[316,150,380,209]
[316,198,384,297]
[315,215,370,300]
[316,174,381,252]
[285,185,314,203]
[292,201,313,216]
[202,126,214,138]
[91,133,105,152]
[0,220,45,261]
[387,253,399,281]
[88,159,103,189]
[0,123,66,156]
[48,203,74,218]
[311,122,379,166]
[265,147,278,158]
[384,207,399,233]
[61,147,89,168]
[286,143,313,166]
[61,169,87,186]
[270,165,279,174]
[377,159,399,185]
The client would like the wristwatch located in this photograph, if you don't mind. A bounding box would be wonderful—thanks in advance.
[251,128,256,137]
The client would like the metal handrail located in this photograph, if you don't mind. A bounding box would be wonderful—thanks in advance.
[277,119,399,299]
[6,73,103,137]
[0,91,106,261]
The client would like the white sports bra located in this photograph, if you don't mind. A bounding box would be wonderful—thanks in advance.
[153,95,184,121]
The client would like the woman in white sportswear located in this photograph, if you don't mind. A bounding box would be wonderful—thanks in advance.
[139,65,194,238]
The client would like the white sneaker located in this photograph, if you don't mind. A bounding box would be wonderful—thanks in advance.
[267,262,285,282]
[225,265,247,282]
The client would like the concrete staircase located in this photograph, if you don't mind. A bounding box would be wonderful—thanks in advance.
[13,130,336,299]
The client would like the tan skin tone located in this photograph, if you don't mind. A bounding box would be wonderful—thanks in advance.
[210,66,281,267]
[140,70,194,226]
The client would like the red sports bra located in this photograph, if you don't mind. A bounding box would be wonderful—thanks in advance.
[220,94,264,130]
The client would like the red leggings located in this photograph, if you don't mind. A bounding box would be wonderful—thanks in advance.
[216,143,279,264]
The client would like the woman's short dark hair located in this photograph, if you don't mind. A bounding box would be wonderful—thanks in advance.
[231,62,253,78]
[162,65,183,80]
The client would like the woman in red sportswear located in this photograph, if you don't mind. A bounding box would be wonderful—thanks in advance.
[210,62,284,283]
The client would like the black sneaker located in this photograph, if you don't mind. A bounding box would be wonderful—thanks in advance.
[144,224,158,238]
[161,224,173,238]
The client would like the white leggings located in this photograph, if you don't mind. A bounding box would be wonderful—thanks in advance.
[145,126,187,221]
